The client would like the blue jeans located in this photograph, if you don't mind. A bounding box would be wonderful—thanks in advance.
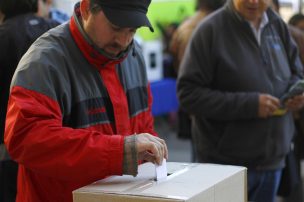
[248,168,282,202]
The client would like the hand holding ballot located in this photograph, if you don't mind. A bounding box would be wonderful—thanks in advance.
[136,133,168,165]
[259,80,304,118]
[258,94,281,118]
[123,134,168,177]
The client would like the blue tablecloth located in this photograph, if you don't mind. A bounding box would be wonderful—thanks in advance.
[150,78,179,116]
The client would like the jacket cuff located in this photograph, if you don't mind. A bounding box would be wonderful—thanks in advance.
[123,135,138,176]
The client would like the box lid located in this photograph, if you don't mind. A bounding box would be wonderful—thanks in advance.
[73,162,246,201]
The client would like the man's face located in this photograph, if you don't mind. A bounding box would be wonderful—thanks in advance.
[233,0,271,22]
[82,8,136,58]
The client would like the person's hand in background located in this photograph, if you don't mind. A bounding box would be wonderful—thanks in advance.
[258,94,280,118]
[284,94,304,111]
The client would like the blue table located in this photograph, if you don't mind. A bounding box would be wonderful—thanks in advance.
[150,78,179,116]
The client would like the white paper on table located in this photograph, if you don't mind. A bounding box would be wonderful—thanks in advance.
[155,159,167,181]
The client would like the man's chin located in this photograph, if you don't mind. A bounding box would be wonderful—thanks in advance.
[102,50,118,58]
[105,49,121,57]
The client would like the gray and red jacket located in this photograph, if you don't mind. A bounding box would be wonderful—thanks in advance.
[4,6,156,202]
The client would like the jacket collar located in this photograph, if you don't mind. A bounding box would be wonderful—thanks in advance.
[69,3,132,69]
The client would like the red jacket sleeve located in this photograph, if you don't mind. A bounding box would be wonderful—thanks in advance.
[5,86,124,182]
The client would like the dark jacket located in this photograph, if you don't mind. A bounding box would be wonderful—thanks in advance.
[0,13,58,160]
[177,1,303,169]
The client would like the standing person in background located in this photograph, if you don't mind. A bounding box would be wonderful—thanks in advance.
[0,0,58,202]
[289,13,304,32]
[177,0,304,201]
[271,0,304,64]
[169,0,226,161]
[37,0,70,24]
[271,1,304,201]
[170,0,226,74]
[4,0,168,201]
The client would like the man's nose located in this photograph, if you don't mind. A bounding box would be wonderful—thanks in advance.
[115,31,133,48]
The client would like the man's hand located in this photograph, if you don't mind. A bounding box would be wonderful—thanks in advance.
[123,133,168,176]
[258,94,280,118]
[136,133,168,165]
[284,94,304,111]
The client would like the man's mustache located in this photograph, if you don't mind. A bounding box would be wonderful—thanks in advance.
[108,43,126,51]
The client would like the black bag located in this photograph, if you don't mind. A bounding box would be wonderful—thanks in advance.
[277,150,301,197]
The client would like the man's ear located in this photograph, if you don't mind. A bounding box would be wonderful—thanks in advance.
[80,0,90,20]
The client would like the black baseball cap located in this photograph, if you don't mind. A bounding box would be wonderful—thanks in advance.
[92,0,154,32]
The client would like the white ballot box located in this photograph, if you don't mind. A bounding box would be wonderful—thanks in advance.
[73,162,247,202]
